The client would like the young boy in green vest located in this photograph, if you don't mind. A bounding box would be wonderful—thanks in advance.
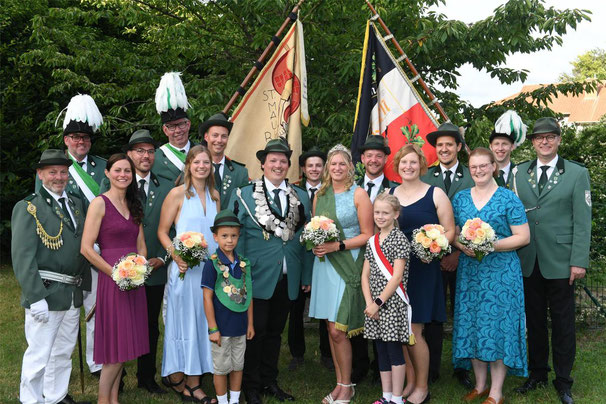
[202,210,255,404]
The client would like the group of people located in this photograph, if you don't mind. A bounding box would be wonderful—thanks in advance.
[11,71,592,404]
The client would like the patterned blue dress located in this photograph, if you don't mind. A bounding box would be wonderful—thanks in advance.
[451,187,528,376]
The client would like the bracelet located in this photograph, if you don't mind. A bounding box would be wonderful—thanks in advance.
[208,327,219,335]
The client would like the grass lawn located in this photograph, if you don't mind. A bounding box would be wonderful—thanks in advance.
[1,264,605,403]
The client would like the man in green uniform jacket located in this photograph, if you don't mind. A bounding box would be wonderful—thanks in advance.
[13,149,90,404]
[513,118,591,404]
[199,112,249,207]
[356,135,399,203]
[421,122,474,387]
[227,138,311,404]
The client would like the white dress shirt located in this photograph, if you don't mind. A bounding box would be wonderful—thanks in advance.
[363,174,384,203]
[306,181,321,201]
[68,152,88,171]
[500,161,511,184]
[440,161,459,182]
[264,177,289,274]
[536,155,558,180]
[136,173,151,196]
[43,185,76,227]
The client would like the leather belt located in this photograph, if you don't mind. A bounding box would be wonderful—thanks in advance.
[39,270,82,287]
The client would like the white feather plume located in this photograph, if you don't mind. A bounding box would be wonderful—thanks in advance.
[155,72,189,114]
[494,110,527,146]
[61,94,103,132]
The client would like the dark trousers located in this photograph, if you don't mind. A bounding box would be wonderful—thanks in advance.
[137,284,164,382]
[351,335,370,377]
[424,321,443,378]
[288,289,331,358]
[243,277,292,392]
[524,261,576,391]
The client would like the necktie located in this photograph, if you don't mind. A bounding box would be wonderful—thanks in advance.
[138,179,147,203]
[77,161,84,168]
[499,169,505,179]
[444,170,452,194]
[538,165,549,194]
[309,187,317,202]
[366,181,375,197]
[213,163,222,187]
[58,197,75,228]
[273,189,283,215]
[179,149,186,154]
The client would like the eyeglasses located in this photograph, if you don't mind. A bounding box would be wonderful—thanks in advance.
[532,134,558,143]
[469,163,492,172]
[164,121,189,132]
[67,134,91,143]
[132,148,155,156]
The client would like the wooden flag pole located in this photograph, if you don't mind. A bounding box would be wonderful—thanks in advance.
[364,0,449,123]
[223,0,305,115]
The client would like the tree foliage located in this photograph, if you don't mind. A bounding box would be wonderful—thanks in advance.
[0,0,598,259]
[559,48,606,82]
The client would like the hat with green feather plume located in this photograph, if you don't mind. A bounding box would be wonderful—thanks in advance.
[155,72,190,124]
[60,94,103,136]
[489,110,527,147]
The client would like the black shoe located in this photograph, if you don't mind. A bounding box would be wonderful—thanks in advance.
[58,394,91,404]
[320,356,335,370]
[515,378,548,394]
[245,389,263,404]
[138,378,167,394]
[557,389,574,404]
[288,356,304,371]
[453,369,473,389]
[262,383,294,401]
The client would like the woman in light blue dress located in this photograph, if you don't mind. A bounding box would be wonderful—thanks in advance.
[157,145,219,403]
[309,145,373,404]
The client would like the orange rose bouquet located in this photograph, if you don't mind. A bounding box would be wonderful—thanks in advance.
[172,231,209,280]
[111,253,152,291]
[300,215,340,262]
[458,218,497,262]
[411,224,451,263]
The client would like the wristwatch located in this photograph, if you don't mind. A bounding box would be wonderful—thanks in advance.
[339,241,346,251]
[374,297,384,307]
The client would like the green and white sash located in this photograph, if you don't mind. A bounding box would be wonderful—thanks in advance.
[67,155,100,202]
[160,143,186,171]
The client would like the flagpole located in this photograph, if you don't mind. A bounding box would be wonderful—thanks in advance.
[223,0,305,115]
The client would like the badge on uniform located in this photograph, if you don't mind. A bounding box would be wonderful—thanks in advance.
[585,190,592,207]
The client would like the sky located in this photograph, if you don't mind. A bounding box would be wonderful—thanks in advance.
[429,0,606,107]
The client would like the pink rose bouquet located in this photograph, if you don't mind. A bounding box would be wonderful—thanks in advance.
[172,231,209,280]
[458,218,497,262]
[300,215,340,262]
[411,224,451,263]
[111,253,152,291]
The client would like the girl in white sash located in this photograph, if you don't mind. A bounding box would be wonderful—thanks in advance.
[362,193,412,404]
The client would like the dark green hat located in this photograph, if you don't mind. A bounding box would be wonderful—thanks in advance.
[358,135,391,155]
[211,209,242,232]
[37,149,72,168]
[426,122,463,146]
[256,137,293,161]
[299,147,327,167]
[124,129,157,151]
[529,117,561,137]
[198,112,233,138]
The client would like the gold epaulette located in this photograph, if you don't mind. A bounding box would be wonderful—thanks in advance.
[26,202,63,250]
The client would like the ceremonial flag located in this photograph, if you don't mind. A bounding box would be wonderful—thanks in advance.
[352,21,439,182]
[226,19,309,182]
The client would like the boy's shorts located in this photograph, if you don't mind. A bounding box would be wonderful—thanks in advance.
[211,335,246,375]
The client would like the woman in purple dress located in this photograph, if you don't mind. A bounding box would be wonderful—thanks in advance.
[81,153,149,404]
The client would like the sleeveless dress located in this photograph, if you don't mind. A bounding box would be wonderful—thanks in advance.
[162,188,218,376]
[390,186,446,324]
[451,187,528,376]
[94,194,149,364]
[309,186,360,322]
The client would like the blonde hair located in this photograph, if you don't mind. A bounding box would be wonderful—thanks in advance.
[183,145,218,201]
[393,144,428,177]
[374,193,400,228]
[318,145,354,196]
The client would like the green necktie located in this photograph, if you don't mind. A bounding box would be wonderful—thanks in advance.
[59,197,75,228]
[538,165,549,194]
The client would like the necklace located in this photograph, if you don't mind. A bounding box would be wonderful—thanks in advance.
[252,178,301,241]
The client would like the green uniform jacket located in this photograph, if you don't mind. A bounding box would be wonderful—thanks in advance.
[495,162,516,189]
[100,173,174,285]
[227,181,311,301]
[421,163,474,200]
[35,154,107,211]
[355,175,400,194]
[152,144,194,185]
[11,188,90,310]
[513,157,592,279]
[216,157,249,209]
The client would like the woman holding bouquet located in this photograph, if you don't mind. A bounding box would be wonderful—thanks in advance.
[451,148,529,404]
[81,153,149,404]
[309,145,373,404]
[388,144,454,404]
[157,145,219,403]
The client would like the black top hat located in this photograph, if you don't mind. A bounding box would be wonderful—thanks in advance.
[529,117,561,137]
[37,149,72,168]
[63,120,95,137]
[210,209,242,233]
[426,122,463,146]
[198,113,233,138]
[299,147,327,167]
[161,107,188,124]
[256,137,293,161]
[358,135,391,155]
[124,129,157,151]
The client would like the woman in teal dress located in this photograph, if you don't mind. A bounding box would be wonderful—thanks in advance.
[452,148,530,404]
[309,145,373,404]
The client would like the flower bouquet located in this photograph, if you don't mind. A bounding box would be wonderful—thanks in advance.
[300,215,340,262]
[458,218,497,262]
[411,224,451,262]
[172,231,209,280]
[112,253,152,291]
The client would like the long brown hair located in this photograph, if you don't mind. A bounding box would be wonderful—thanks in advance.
[318,145,354,197]
[183,145,218,201]
[106,153,144,225]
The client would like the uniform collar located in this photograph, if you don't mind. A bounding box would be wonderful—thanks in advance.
[307,181,321,191]
[42,185,68,203]
[136,172,151,183]
[364,173,384,186]
[68,151,88,167]
[440,160,458,174]
[264,177,288,193]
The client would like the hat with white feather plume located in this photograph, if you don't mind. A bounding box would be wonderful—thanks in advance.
[489,110,527,147]
[61,94,103,136]
[155,72,190,123]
